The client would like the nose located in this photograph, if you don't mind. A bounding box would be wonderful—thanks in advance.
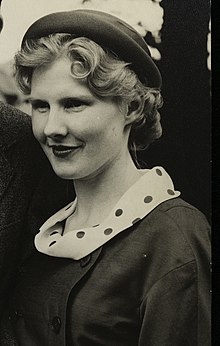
[43,108,68,138]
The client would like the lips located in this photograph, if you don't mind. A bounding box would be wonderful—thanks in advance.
[50,145,81,158]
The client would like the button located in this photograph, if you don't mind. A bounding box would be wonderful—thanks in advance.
[51,316,61,334]
[80,255,91,267]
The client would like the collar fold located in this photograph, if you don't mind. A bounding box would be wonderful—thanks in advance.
[35,166,180,260]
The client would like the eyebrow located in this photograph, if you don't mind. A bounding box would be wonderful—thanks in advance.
[28,97,47,104]
[28,95,93,104]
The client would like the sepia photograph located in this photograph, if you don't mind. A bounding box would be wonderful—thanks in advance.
[0,0,211,345]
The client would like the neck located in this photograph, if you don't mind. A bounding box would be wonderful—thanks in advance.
[71,153,142,228]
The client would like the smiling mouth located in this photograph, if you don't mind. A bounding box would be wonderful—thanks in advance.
[50,145,81,158]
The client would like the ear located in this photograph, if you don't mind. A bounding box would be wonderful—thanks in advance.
[124,100,140,127]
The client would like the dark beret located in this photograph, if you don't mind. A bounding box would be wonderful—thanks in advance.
[22,9,162,88]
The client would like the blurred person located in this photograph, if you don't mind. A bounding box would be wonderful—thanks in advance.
[1,10,211,346]
[0,61,31,114]
[0,0,71,326]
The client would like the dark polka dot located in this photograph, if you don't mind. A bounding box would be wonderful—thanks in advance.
[50,231,59,236]
[104,228,113,236]
[132,218,141,225]
[65,204,72,210]
[167,189,175,196]
[115,209,123,217]
[76,231,85,239]
[92,224,100,228]
[49,241,56,247]
[156,168,162,176]
[144,196,153,203]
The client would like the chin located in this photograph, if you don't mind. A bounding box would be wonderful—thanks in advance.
[49,164,75,180]
[53,170,75,180]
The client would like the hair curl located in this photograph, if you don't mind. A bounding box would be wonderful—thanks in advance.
[14,34,163,167]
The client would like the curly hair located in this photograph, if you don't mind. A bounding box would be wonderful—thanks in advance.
[14,34,163,166]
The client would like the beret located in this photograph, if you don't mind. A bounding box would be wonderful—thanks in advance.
[22,9,162,88]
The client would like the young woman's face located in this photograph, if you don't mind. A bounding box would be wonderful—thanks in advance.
[30,58,130,180]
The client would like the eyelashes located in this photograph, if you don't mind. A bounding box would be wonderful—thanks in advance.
[30,98,90,113]
[31,100,49,113]
[63,98,88,110]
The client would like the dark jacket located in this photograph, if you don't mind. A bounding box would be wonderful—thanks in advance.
[0,102,72,318]
[1,197,211,346]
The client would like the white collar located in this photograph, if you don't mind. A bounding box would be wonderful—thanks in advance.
[35,166,180,260]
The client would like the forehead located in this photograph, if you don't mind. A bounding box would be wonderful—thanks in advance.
[32,57,72,82]
[31,58,92,99]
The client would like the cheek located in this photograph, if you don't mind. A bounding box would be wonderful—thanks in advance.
[73,120,104,140]
[31,115,46,143]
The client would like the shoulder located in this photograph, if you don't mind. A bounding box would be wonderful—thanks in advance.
[119,197,211,303]
[156,196,208,217]
[138,196,209,232]
[141,197,210,245]
[134,197,210,268]
[155,197,210,242]
[0,102,32,148]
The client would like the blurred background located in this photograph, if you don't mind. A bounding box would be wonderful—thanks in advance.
[0,0,211,220]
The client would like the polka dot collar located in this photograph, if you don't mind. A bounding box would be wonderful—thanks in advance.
[35,166,180,260]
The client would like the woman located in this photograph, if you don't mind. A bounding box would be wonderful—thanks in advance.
[2,9,210,346]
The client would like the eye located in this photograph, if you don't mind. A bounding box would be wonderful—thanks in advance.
[63,98,88,112]
[31,100,49,113]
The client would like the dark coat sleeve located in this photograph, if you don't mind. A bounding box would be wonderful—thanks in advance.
[139,260,198,345]
[139,202,211,346]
